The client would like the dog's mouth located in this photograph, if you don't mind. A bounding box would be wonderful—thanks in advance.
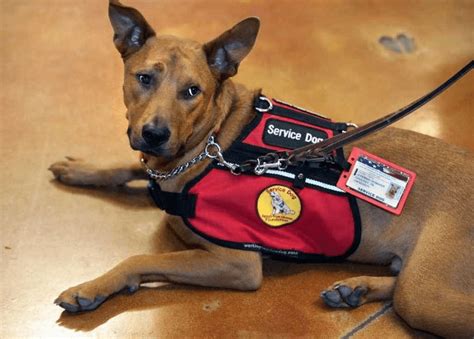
[129,138,167,157]
[129,138,185,161]
[141,148,170,158]
[135,145,173,159]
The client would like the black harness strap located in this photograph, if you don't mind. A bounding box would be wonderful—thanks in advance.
[254,97,349,132]
[148,180,196,218]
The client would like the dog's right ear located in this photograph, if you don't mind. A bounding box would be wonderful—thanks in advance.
[108,0,155,58]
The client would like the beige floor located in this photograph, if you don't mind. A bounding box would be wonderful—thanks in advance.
[1,0,473,338]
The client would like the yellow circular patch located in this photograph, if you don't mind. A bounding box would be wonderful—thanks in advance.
[257,185,301,227]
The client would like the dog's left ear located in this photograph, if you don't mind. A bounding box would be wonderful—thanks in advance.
[204,17,260,81]
[108,0,155,58]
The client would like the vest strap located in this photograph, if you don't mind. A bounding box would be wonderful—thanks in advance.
[148,180,196,218]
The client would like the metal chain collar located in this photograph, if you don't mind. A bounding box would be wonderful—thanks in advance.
[141,135,240,181]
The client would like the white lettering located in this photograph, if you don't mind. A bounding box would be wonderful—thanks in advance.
[267,124,302,141]
[305,132,324,144]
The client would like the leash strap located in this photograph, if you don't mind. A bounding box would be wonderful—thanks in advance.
[287,60,473,163]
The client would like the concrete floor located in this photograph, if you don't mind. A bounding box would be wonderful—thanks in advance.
[1,0,472,338]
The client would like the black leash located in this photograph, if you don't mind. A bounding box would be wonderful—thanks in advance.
[239,60,473,174]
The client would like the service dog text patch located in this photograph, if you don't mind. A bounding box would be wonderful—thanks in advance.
[257,185,301,227]
[263,119,328,149]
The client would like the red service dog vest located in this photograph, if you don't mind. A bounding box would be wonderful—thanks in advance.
[149,97,361,262]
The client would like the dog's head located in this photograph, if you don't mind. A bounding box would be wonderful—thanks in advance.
[108,1,259,159]
[269,191,282,202]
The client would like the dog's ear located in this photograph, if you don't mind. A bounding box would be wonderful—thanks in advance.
[108,0,155,58]
[204,17,260,81]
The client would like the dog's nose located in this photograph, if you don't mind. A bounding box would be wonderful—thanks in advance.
[141,124,171,148]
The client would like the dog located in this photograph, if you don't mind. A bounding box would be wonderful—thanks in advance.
[268,191,295,216]
[49,1,473,336]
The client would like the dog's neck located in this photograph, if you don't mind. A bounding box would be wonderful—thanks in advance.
[143,80,259,187]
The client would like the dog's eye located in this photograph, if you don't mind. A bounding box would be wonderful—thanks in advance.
[136,73,152,86]
[183,86,201,99]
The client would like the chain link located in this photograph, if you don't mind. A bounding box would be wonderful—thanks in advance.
[141,125,354,181]
[141,135,240,181]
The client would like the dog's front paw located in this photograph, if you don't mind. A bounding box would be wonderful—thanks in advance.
[320,282,368,308]
[54,277,140,313]
[54,281,109,313]
[48,157,102,186]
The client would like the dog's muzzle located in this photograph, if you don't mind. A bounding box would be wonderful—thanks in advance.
[141,124,170,148]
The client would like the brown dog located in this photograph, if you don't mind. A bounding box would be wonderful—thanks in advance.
[49,1,474,337]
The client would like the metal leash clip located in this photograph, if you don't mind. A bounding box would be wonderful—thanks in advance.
[254,154,289,175]
[205,136,241,173]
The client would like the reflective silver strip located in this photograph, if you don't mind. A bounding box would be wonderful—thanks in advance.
[305,178,344,193]
[266,169,295,179]
[266,170,344,193]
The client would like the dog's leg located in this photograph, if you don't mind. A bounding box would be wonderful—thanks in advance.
[321,276,396,308]
[393,214,474,337]
[49,157,147,186]
[55,248,262,312]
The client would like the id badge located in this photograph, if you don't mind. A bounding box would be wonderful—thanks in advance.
[337,147,416,215]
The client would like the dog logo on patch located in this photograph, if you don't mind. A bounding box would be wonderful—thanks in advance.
[269,191,295,216]
[257,185,301,227]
